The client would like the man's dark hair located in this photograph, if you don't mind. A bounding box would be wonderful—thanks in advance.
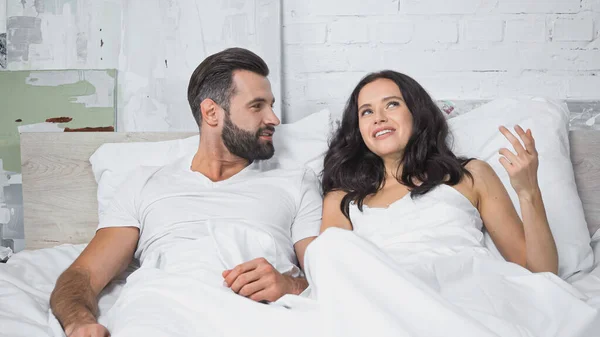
[187,47,269,127]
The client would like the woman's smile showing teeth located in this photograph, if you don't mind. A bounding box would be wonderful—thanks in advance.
[372,127,395,139]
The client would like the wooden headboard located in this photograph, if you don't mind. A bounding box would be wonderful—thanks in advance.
[20,131,600,250]
[20,132,194,250]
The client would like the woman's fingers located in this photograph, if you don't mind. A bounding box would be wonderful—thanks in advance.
[499,126,526,155]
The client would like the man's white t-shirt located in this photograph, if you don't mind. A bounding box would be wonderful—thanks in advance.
[98,154,322,274]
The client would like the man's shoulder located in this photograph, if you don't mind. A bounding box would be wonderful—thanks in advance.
[126,165,166,181]
[134,155,190,179]
[114,165,168,194]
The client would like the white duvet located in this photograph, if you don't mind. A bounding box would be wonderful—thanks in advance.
[0,244,129,337]
[1,232,599,337]
[305,228,600,337]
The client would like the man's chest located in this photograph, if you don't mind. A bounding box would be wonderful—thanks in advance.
[138,182,298,227]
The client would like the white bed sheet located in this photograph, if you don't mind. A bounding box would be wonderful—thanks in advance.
[0,244,131,337]
[1,234,599,337]
[569,230,600,309]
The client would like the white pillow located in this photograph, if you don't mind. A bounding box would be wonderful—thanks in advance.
[90,109,331,216]
[448,97,593,279]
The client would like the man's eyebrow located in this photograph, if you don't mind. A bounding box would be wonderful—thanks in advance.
[247,97,275,105]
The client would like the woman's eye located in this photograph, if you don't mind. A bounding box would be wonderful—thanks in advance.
[387,101,399,109]
[361,109,372,116]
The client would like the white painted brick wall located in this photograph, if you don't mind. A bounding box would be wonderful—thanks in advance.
[285,45,373,73]
[582,0,600,11]
[373,21,414,43]
[284,23,327,44]
[498,0,581,14]
[304,72,369,101]
[281,0,600,122]
[552,18,595,42]
[329,19,370,44]
[463,19,504,42]
[400,0,497,15]
[505,17,547,42]
[413,20,459,43]
[285,0,399,17]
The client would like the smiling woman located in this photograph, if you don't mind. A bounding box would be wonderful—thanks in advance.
[357,82,413,167]
[306,71,600,336]
[321,69,562,274]
[322,70,473,218]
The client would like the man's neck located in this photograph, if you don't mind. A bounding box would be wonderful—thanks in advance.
[191,136,250,182]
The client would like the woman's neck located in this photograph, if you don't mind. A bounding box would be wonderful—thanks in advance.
[382,154,403,181]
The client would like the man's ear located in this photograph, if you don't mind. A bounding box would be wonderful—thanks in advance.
[200,98,219,127]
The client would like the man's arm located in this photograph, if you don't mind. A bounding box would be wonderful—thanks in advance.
[223,169,322,302]
[50,227,138,335]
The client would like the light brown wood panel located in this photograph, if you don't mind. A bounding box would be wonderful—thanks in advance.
[20,132,196,249]
[19,130,600,250]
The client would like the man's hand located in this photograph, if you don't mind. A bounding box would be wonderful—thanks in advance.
[65,323,110,337]
[222,257,308,303]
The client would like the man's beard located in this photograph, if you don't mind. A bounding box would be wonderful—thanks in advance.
[221,114,275,161]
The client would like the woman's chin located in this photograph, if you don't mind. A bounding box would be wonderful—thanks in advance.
[372,148,403,161]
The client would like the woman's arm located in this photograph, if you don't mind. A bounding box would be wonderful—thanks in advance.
[498,125,558,274]
[320,190,353,233]
[470,125,558,275]
[468,160,527,268]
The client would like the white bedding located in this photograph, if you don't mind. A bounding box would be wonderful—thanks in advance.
[0,244,128,337]
[569,230,600,309]
[305,228,600,337]
[1,232,599,337]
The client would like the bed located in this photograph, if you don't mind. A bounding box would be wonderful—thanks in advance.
[1,100,599,337]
